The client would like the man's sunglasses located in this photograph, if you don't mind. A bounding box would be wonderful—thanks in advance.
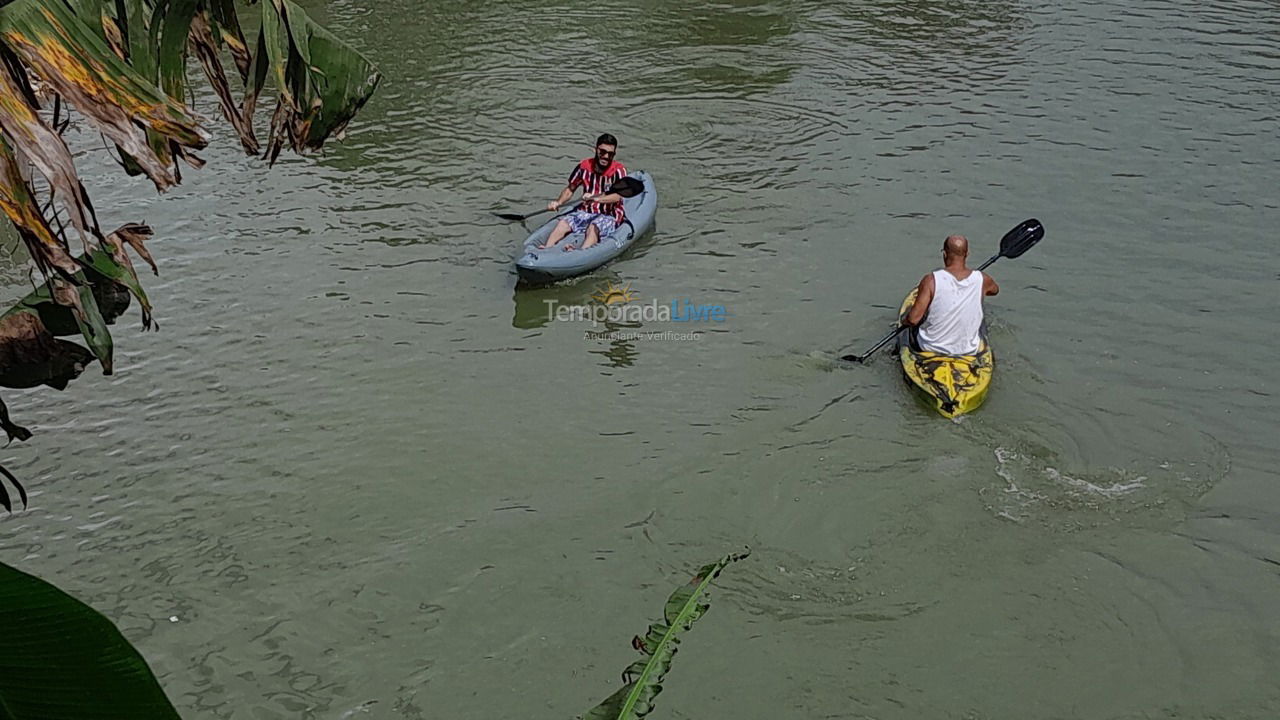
[596,148,616,158]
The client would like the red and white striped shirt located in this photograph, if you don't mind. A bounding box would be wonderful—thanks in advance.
[568,158,628,222]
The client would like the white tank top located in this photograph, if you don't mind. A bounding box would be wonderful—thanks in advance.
[917,269,984,355]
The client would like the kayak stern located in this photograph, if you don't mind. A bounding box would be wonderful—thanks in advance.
[896,289,994,418]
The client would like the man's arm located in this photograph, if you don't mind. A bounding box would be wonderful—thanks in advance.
[983,272,999,297]
[548,185,574,211]
[550,167,584,211]
[584,169,630,205]
[583,192,622,205]
[903,273,935,327]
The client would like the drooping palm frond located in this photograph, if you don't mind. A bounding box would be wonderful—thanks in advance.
[0,134,80,279]
[0,0,210,190]
[0,223,151,382]
[0,0,380,460]
[250,0,381,163]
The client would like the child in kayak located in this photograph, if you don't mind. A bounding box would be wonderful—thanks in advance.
[537,133,628,252]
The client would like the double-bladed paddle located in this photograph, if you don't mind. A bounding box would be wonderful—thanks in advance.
[494,176,645,222]
[841,218,1045,363]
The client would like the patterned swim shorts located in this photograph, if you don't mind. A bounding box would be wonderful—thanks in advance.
[563,210,618,237]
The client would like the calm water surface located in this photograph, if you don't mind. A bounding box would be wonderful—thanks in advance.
[2,0,1277,717]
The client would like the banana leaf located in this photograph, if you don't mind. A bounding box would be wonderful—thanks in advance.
[0,132,116,372]
[152,0,199,101]
[142,0,202,173]
[0,135,80,278]
[81,223,156,328]
[0,222,153,377]
[122,0,154,72]
[250,0,380,163]
[205,0,250,81]
[0,0,209,190]
[0,561,182,718]
[64,280,111,372]
[0,0,379,454]
[0,56,105,254]
[189,8,258,153]
[2,259,134,335]
[65,0,109,28]
[66,0,254,164]
[582,553,748,720]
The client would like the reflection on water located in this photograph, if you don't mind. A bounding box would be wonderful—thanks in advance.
[510,270,626,330]
[511,271,645,368]
[586,319,641,370]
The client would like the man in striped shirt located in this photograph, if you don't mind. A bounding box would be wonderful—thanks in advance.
[537,133,629,252]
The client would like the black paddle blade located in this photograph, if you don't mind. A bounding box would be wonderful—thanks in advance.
[609,176,645,198]
[493,212,528,221]
[998,218,1044,259]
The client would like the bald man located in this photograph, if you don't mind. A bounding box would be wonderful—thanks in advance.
[901,235,1000,355]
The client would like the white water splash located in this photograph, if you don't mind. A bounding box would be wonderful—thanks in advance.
[1044,466,1146,498]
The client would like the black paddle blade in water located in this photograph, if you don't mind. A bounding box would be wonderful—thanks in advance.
[999,218,1044,259]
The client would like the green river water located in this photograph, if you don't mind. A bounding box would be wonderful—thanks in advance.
[2,0,1277,717]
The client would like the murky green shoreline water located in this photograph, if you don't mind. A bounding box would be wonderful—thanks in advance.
[2,0,1277,717]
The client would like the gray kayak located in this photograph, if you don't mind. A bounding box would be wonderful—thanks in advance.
[515,170,657,284]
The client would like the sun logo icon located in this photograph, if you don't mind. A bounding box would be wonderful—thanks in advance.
[591,281,638,305]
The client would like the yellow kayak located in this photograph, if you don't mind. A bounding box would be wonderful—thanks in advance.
[896,289,993,418]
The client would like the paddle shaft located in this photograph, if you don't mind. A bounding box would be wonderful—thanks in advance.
[975,251,1001,272]
[845,325,907,363]
[497,177,643,222]
[544,190,623,216]
[497,195,610,223]
[516,207,555,221]
[504,199,589,222]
